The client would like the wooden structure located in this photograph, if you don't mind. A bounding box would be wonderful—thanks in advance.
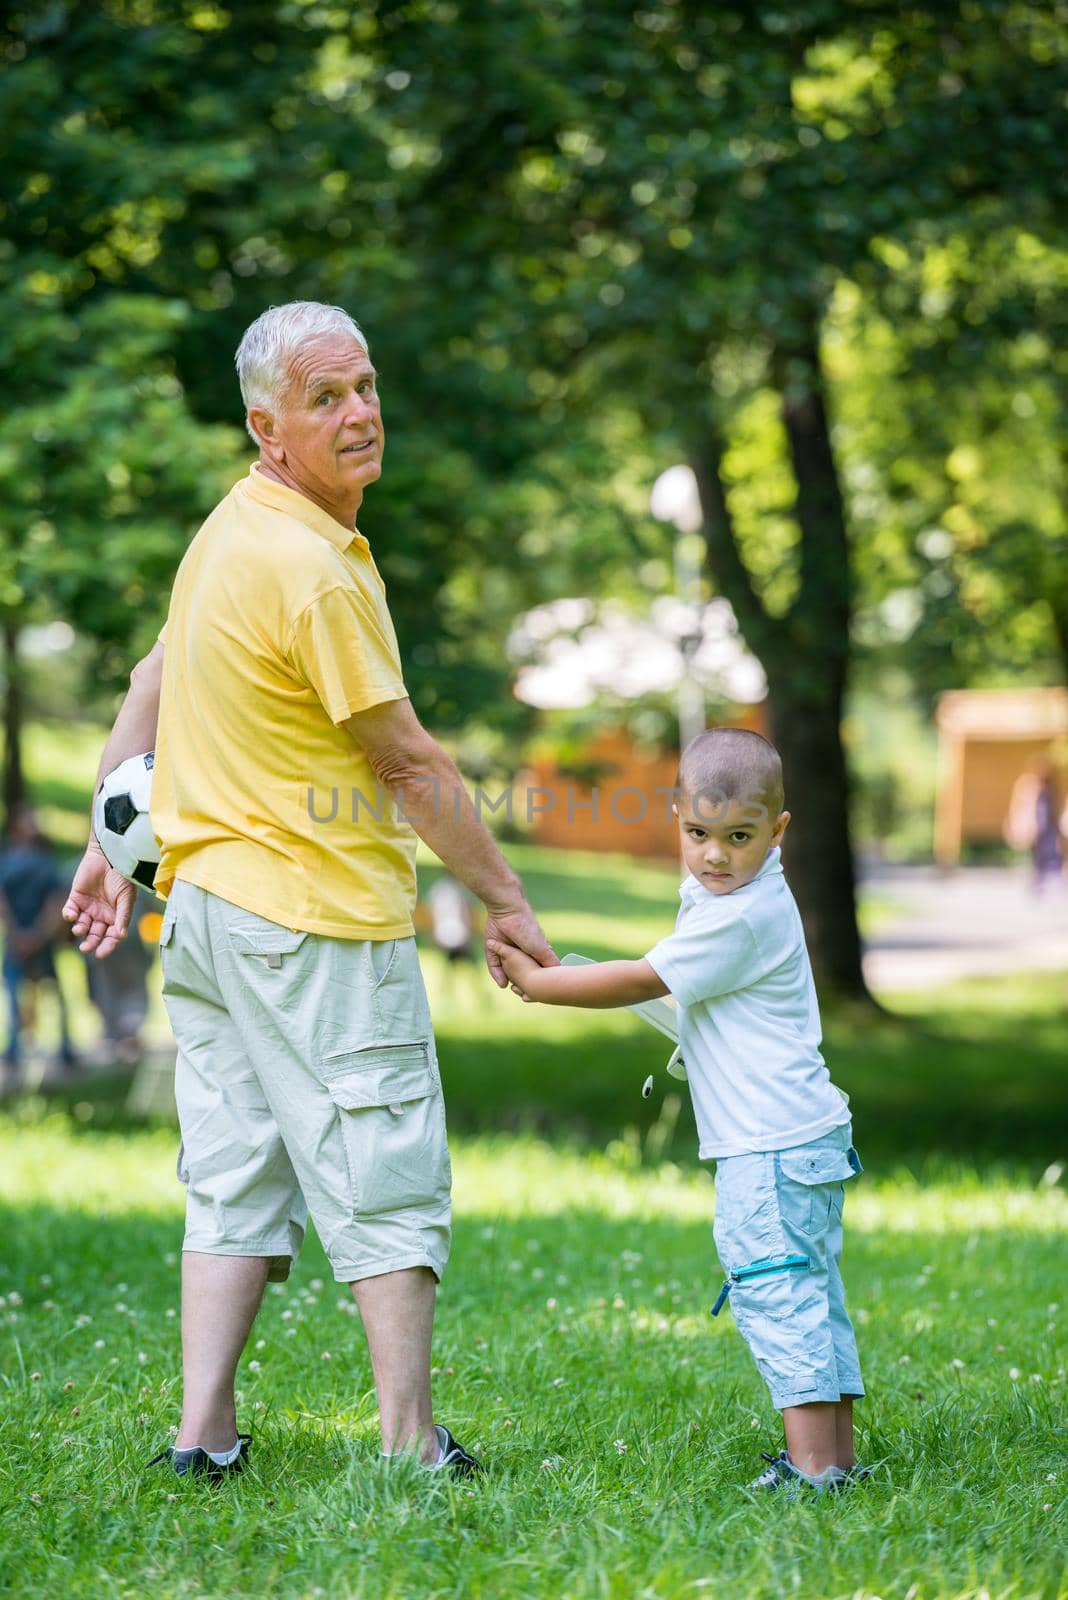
[934,686,1068,866]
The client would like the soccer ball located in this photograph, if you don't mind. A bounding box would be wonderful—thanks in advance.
[93,751,161,893]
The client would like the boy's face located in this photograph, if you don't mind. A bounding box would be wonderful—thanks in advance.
[675,791,790,896]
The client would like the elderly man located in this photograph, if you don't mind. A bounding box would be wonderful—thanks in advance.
[64,300,556,1479]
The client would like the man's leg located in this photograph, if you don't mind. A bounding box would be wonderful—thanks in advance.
[175,1252,271,1451]
[351,1266,438,1463]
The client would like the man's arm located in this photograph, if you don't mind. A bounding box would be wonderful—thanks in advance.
[342,696,557,986]
[63,642,164,958]
[488,941,669,1008]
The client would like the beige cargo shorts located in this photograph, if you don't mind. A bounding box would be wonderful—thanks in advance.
[159,880,451,1284]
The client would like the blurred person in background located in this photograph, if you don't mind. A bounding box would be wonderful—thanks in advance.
[425,874,481,1004]
[0,804,79,1093]
[83,885,154,1066]
[1004,756,1064,894]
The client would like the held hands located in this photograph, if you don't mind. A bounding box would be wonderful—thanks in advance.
[485,938,543,1002]
[62,843,135,959]
[483,900,558,989]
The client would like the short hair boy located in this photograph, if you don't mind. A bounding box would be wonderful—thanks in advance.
[492,728,865,1492]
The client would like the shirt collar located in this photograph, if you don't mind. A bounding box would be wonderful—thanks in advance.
[680,845,783,904]
[243,463,369,554]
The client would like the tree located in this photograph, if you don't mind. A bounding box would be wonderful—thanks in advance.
[355,0,1067,993]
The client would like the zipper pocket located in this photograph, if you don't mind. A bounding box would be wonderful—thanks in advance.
[710,1253,811,1317]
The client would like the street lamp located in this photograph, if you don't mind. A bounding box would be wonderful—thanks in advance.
[650,464,705,756]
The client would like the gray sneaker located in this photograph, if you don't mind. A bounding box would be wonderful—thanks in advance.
[750,1450,849,1494]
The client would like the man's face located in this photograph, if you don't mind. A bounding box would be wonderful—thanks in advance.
[261,334,384,518]
[676,791,790,896]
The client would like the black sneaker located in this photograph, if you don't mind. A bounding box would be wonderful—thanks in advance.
[148,1433,252,1479]
[432,1424,484,1479]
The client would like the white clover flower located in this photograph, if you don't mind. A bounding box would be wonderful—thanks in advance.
[93,1339,105,1349]
[255,1339,266,1350]
[552,1377,565,1388]
[545,1298,557,1310]
[137,1352,148,1365]
[281,1310,293,1321]
[950,1359,965,1370]
[165,1309,176,1319]
[248,1360,261,1372]
[1009,1367,1022,1381]
[614,1439,627,1454]
[320,1351,331,1361]
[310,1279,324,1291]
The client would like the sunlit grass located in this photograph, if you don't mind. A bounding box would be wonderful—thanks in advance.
[5,721,1066,1594]
[0,1118,1065,1600]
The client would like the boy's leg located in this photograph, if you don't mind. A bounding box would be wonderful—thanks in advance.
[834,1395,855,1469]
[781,1397,854,1475]
[782,1402,839,1477]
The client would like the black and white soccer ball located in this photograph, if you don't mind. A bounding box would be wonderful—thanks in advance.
[93,751,161,893]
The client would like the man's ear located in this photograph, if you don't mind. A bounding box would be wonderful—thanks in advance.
[247,407,284,462]
[771,810,791,845]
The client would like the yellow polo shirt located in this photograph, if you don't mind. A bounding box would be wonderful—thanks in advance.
[153,464,416,938]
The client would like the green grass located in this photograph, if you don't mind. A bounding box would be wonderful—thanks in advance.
[0,1120,1065,1600]
[3,725,1067,1596]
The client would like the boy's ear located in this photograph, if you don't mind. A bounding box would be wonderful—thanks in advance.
[771,810,791,844]
[672,802,679,818]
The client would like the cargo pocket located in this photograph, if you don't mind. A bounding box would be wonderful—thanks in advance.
[228,925,308,968]
[321,1042,449,1217]
[777,1144,860,1237]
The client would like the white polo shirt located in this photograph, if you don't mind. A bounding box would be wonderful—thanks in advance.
[645,848,849,1159]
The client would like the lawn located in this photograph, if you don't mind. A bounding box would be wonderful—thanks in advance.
[1,727,1065,1597]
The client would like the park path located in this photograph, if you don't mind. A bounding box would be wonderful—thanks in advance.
[860,861,1068,992]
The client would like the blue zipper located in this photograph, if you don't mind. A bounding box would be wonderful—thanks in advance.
[710,1253,811,1317]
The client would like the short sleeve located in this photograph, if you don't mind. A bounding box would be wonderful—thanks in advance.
[288,582,407,723]
[646,913,766,1006]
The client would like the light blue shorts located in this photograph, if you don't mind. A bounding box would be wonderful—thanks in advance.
[711,1123,864,1411]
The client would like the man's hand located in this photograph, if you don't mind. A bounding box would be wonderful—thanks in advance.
[483,902,558,989]
[62,844,136,958]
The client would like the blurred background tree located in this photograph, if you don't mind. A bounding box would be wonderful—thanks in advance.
[2,0,1065,993]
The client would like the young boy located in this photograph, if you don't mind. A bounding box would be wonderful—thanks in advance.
[492,728,865,1493]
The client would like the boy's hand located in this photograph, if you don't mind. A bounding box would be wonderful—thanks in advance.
[487,939,542,1001]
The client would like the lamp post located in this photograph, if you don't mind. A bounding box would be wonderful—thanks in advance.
[650,464,705,757]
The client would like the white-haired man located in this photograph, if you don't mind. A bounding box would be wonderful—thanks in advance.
[64,300,556,1479]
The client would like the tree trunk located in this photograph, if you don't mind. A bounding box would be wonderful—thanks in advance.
[767,685,866,999]
[771,333,867,999]
[689,324,870,1001]
[2,621,27,833]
